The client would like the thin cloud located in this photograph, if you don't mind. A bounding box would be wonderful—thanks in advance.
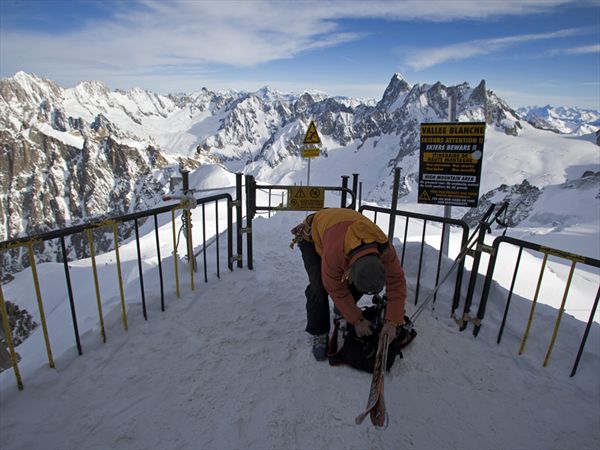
[549,44,600,55]
[404,28,591,70]
[1,1,577,71]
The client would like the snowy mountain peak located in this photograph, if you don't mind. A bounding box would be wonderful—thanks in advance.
[75,79,110,97]
[377,73,412,111]
[1,71,62,108]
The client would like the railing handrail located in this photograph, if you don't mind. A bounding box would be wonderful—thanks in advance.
[491,235,600,267]
[475,232,600,377]
[359,204,470,231]
[251,183,356,214]
[0,193,233,250]
[359,203,470,315]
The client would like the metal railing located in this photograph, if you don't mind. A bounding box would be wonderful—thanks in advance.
[359,204,469,313]
[0,188,242,390]
[244,174,357,270]
[475,235,600,376]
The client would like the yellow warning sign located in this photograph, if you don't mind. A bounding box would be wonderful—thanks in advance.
[420,124,486,137]
[303,121,321,145]
[288,187,324,211]
[419,190,431,201]
[423,152,478,164]
[302,147,320,158]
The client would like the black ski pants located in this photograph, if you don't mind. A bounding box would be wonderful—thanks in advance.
[299,240,362,336]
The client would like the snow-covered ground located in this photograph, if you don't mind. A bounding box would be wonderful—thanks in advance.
[1,194,599,449]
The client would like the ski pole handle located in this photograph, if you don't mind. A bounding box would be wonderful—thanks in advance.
[494,201,509,223]
[479,203,497,225]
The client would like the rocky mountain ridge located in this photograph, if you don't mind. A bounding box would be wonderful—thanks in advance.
[516,105,600,136]
[1,71,598,278]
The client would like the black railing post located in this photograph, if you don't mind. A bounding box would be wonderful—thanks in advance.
[227,197,233,271]
[215,199,221,278]
[245,175,254,270]
[496,247,523,343]
[351,173,359,210]
[459,223,488,331]
[414,220,428,306]
[202,203,208,282]
[358,182,363,210]
[60,236,82,355]
[571,286,600,377]
[181,169,193,267]
[134,218,147,320]
[341,176,349,207]
[235,173,243,268]
[154,215,165,312]
[451,230,469,315]
[388,167,401,243]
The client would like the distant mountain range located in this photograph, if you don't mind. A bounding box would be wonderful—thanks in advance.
[516,105,600,136]
[1,71,598,277]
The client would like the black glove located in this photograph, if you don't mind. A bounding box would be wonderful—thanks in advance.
[397,315,414,342]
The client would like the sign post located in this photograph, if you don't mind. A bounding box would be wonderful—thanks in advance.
[302,121,322,186]
[442,93,457,256]
[418,122,486,208]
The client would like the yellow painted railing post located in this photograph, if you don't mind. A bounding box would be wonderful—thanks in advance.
[0,284,24,390]
[86,229,106,343]
[543,260,577,367]
[518,253,549,355]
[27,242,54,368]
[112,222,128,331]
[187,208,195,291]
[172,209,180,297]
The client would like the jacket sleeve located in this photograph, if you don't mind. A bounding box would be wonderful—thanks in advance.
[381,245,407,324]
[321,260,364,325]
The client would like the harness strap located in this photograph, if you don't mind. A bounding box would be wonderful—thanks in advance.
[289,213,316,249]
[327,318,345,366]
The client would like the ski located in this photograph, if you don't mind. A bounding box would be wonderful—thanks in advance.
[355,333,390,427]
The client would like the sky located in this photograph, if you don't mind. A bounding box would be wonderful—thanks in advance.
[0,0,599,109]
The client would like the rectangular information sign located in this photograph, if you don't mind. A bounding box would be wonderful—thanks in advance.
[288,186,325,211]
[418,122,486,207]
[302,147,321,158]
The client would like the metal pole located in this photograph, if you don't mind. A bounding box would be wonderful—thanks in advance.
[235,173,243,268]
[307,157,311,186]
[388,167,401,243]
[358,182,363,210]
[351,173,359,210]
[443,91,457,256]
[0,284,23,390]
[245,175,254,270]
[60,236,82,355]
[341,176,349,208]
[180,169,193,270]
[134,219,148,320]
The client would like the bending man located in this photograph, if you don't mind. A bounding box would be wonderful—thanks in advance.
[291,208,407,361]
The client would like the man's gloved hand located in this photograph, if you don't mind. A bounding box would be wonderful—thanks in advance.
[381,321,399,341]
[354,318,373,337]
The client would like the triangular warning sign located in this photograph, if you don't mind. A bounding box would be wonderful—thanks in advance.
[295,189,307,198]
[303,121,321,145]
[419,190,431,201]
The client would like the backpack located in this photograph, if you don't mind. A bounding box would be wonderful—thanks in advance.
[327,295,417,373]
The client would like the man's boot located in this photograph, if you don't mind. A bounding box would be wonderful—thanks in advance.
[312,334,328,361]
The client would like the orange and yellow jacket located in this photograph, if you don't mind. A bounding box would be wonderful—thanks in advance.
[311,208,407,325]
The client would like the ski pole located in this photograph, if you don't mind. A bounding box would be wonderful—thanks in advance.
[409,202,508,327]
[459,201,510,331]
[409,206,493,325]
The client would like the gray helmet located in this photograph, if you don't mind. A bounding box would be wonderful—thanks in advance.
[350,253,385,294]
